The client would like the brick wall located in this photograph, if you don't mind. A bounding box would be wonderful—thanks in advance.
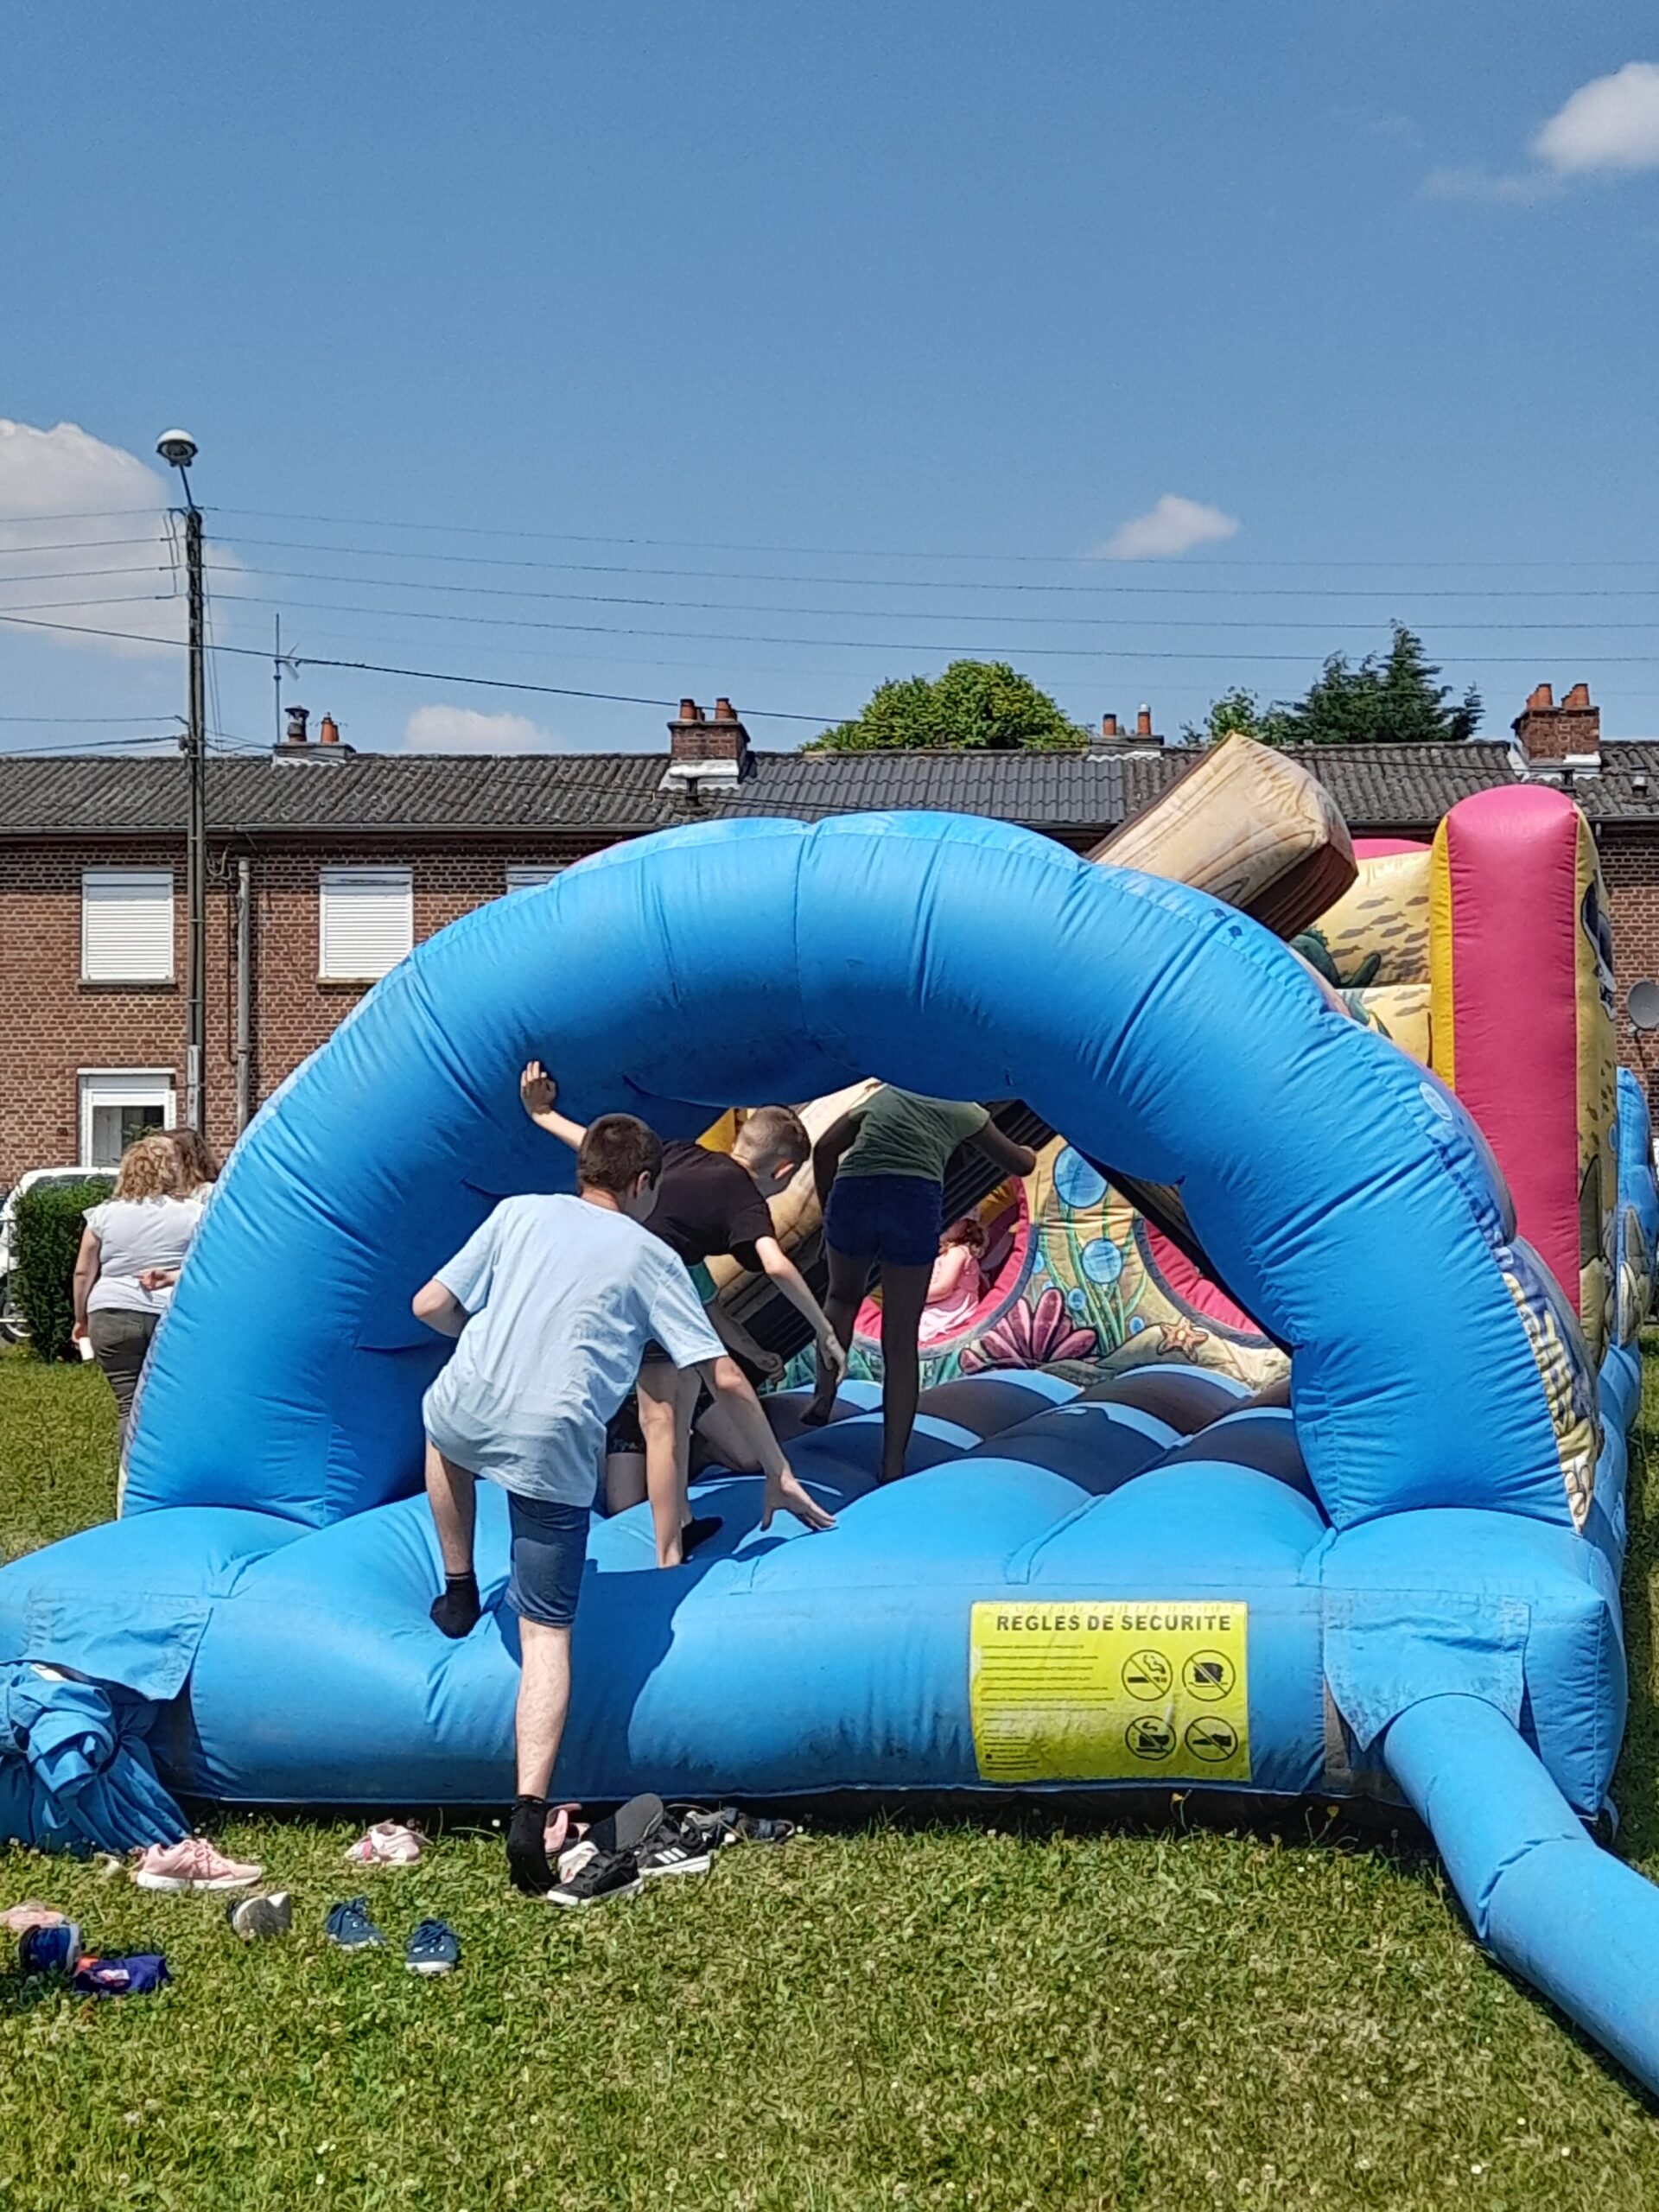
[0,832,616,1186]
[9,810,1659,1189]
[1596,825,1659,1114]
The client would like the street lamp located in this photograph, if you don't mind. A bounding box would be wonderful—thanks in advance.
[157,430,206,1135]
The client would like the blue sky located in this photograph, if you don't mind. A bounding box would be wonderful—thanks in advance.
[5,3,1659,759]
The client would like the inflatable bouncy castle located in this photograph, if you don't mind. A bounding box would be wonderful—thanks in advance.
[4,760,1659,2093]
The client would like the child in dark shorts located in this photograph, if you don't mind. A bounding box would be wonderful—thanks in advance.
[808,1089,1036,1484]
[520,1064,846,1567]
[412,1110,834,1897]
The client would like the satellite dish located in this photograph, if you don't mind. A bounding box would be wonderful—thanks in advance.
[1628,980,1659,1033]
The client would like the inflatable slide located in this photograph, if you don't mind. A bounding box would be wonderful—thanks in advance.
[4,785,1659,2095]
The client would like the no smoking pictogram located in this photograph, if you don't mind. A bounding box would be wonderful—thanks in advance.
[1122,1649,1172,1700]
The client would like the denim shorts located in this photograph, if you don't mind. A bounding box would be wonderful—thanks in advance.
[505,1494,591,1628]
[824,1173,943,1268]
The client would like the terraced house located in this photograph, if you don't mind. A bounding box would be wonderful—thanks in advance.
[3,683,1657,1187]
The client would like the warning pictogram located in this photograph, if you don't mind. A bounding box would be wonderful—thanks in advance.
[1183,1715,1239,1764]
[968,1600,1251,1783]
[1122,1649,1172,1700]
[1126,1715,1177,1761]
[1181,1650,1234,1702]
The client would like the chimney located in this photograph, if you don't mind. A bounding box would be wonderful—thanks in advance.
[660,692,753,792]
[274,701,355,764]
[1513,679,1601,770]
[1135,704,1154,739]
[1100,712,1120,740]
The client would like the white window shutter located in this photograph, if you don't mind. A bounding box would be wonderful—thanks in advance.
[82,870,175,982]
[319,867,414,980]
[505,864,564,893]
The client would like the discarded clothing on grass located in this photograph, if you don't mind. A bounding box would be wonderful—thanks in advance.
[72,1952,170,1998]
[0,1662,188,1857]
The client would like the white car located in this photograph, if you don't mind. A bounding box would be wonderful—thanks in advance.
[0,1165,110,1343]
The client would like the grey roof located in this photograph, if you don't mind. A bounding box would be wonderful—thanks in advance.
[3,737,1656,842]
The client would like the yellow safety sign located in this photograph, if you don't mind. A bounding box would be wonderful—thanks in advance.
[969,1600,1250,1784]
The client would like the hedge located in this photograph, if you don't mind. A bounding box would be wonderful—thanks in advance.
[13,1178,114,1362]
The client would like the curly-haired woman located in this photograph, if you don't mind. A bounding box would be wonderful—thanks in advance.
[72,1132,207,1471]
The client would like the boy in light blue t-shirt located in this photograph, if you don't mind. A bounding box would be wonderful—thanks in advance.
[413,1109,834,1899]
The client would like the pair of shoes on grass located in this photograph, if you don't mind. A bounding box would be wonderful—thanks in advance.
[326,1897,459,1975]
[530,1794,719,1905]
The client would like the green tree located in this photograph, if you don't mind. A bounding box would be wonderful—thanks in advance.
[1184,626,1482,748]
[807,659,1092,753]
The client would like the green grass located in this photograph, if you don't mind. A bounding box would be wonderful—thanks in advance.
[3,1346,1659,2209]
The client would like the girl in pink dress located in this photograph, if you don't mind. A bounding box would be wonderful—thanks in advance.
[918,1217,988,1346]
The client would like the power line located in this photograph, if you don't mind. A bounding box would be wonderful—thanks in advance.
[197,586,1659,663]
[16,603,1659,683]
[0,507,165,527]
[0,563,174,588]
[0,610,841,719]
[0,712,179,724]
[204,504,1659,571]
[0,535,170,557]
[212,529,1659,602]
[208,556,1659,632]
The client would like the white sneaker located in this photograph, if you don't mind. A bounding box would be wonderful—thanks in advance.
[343,1821,424,1867]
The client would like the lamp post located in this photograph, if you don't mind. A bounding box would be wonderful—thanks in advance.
[157,429,206,1135]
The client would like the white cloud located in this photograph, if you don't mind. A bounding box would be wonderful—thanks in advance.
[0,419,186,655]
[1096,493,1239,563]
[403,702,565,753]
[1426,61,1659,204]
[1535,60,1659,175]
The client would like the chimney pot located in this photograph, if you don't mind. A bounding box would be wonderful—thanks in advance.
[1514,677,1599,766]
[678,697,702,723]
[1135,704,1153,738]
[319,713,340,746]
[1101,712,1119,738]
[285,706,309,744]
[713,696,736,721]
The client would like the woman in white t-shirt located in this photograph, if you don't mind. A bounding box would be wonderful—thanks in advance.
[72,1133,205,1463]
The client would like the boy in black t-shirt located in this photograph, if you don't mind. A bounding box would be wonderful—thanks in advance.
[520,1064,847,1565]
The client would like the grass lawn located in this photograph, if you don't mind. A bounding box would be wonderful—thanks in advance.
[3,1350,1659,2209]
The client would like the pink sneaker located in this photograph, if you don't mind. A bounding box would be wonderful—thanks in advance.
[1,1901,68,1936]
[343,1821,424,1867]
[132,1838,263,1892]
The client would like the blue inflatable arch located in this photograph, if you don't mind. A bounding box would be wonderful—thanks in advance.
[132,810,1567,1532]
[13,810,1659,2094]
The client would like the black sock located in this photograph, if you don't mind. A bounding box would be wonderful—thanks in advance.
[430,1573,480,1639]
[507,1795,554,1894]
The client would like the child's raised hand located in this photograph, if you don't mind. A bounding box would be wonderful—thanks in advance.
[519,1060,557,1119]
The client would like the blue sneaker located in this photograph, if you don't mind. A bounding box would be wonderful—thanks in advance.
[324,1897,386,1952]
[404,1918,460,1976]
[18,1919,83,1975]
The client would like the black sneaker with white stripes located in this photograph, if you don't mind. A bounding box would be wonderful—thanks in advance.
[545,1848,643,1908]
[636,1816,713,1881]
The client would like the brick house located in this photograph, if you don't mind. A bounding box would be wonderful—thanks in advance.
[3,685,1658,1187]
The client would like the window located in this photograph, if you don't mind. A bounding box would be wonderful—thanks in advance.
[82,869,174,982]
[318,867,413,981]
[504,864,565,893]
[78,1070,175,1168]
